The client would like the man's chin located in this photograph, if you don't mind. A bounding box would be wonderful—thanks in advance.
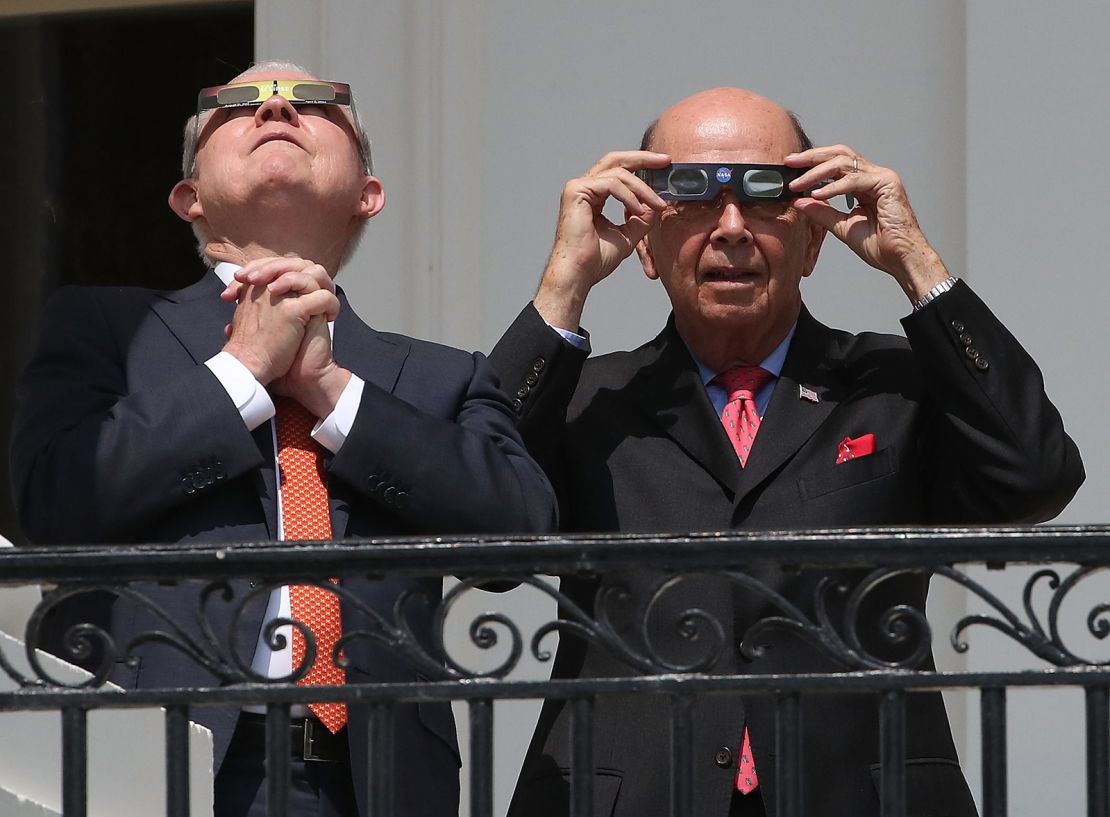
[697,290,764,320]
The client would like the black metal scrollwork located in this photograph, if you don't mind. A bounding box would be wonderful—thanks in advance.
[4,561,1109,690]
[947,565,1110,667]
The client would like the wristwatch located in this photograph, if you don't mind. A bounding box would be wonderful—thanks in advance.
[912,276,959,311]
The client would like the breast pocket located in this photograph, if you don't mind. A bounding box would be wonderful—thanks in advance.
[797,445,896,501]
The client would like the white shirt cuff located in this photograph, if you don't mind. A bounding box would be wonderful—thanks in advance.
[205,351,275,431]
[312,375,364,454]
[550,324,589,351]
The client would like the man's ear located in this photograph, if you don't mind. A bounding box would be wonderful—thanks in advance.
[356,176,386,221]
[168,179,202,223]
[801,219,826,279]
[637,234,660,281]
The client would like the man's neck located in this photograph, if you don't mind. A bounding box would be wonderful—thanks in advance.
[677,314,798,373]
[200,201,353,275]
[205,236,346,277]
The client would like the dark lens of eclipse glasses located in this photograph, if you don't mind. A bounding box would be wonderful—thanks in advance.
[667,167,710,196]
[742,168,785,197]
[215,85,261,106]
[291,82,337,102]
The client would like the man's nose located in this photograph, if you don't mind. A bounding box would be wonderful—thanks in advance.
[254,94,300,126]
[711,196,753,246]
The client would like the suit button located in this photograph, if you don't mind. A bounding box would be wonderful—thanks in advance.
[532,358,546,372]
[384,487,398,502]
[975,357,990,371]
[959,333,973,347]
[714,747,733,768]
[181,477,196,495]
[951,319,965,333]
[511,399,523,413]
[964,346,979,360]
[525,373,539,386]
[516,385,530,399]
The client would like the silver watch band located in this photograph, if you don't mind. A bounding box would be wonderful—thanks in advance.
[912,276,959,311]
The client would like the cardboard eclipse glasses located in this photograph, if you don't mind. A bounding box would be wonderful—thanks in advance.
[639,163,825,203]
[191,78,370,174]
[197,79,353,112]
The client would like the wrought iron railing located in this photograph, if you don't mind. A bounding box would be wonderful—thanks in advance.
[1,527,1109,817]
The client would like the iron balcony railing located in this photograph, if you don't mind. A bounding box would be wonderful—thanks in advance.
[1,526,1109,817]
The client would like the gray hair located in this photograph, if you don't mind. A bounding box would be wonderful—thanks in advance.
[179,60,375,269]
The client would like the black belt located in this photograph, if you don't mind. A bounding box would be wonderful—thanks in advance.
[236,712,349,763]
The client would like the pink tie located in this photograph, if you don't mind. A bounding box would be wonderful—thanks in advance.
[714,366,773,793]
[275,397,347,733]
[715,366,773,467]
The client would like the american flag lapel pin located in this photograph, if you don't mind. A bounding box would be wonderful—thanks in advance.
[798,385,819,403]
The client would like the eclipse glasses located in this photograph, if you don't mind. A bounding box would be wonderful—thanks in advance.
[639,163,827,203]
[191,78,371,175]
[197,79,353,111]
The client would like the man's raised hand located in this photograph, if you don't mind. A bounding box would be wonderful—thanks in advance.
[534,151,670,332]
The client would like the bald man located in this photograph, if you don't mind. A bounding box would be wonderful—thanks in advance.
[490,88,1082,817]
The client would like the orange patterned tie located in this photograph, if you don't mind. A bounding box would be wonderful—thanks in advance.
[714,366,773,793]
[275,396,347,733]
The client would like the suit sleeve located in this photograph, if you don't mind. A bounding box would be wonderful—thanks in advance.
[327,342,557,535]
[902,280,1084,523]
[486,303,590,471]
[11,287,267,544]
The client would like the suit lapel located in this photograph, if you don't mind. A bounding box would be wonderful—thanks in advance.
[733,307,844,507]
[252,424,279,539]
[626,319,743,496]
[327,289,412,537]
[151,272,280,536]
[332,289,410,395]
[149,273,234,364]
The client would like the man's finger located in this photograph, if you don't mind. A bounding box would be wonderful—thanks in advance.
[586,150,671,177]
[234,257,315,287]
[265,267,333,297]
[793,198,852,235]
[293,289,342,323]
[220,281,245,302]
[573,174,665,217]
[617,207,658,248]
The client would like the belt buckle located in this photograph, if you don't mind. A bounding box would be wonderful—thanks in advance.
[302,718,341,763]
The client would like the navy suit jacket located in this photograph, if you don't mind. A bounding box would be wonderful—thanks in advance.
[12,272,557,817]
[489,282,1083,817]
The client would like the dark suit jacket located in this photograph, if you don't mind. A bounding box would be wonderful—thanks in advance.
[11,272,557,817]
[489,281,1083,817]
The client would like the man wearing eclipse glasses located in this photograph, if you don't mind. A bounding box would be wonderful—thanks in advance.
[11,62,555,817]
[491,88,1083,817]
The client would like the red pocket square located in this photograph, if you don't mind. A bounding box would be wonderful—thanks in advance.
[836,434,876,464]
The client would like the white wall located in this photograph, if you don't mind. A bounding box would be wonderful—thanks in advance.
[253,2,1105,814]
[959,3,1110,814]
